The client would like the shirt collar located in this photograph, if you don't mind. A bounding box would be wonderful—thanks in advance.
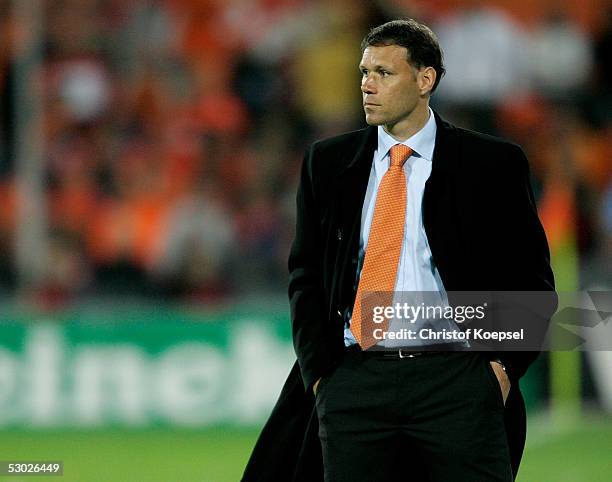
[374,107,437,164]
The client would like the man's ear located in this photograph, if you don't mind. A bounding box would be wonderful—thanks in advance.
[418,66,436,96]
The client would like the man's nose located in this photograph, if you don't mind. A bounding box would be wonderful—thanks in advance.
[361,75,376,94]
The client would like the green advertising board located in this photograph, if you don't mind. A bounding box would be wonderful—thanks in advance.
[0,299,547,429]
[0,303,294,428]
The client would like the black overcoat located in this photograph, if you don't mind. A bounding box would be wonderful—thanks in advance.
[242,112,556,481]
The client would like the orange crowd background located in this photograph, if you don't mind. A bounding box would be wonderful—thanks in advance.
[0,0,609,306]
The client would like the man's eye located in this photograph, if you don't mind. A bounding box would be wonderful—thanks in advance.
[380,70,389,77]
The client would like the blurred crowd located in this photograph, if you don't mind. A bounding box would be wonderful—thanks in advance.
[0,0,609,305]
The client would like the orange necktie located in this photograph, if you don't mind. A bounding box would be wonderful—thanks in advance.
[351,144,412,350]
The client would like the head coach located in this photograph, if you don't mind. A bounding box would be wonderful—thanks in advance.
[242,18,556,482]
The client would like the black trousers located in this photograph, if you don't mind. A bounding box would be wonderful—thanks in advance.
[315,348,513,482]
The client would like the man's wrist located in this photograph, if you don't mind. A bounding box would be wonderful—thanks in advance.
[491,358,507,372]
[313,377,322,394]
[488,354,515,382]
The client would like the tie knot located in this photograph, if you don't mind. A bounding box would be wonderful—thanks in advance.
[389,144,412,167]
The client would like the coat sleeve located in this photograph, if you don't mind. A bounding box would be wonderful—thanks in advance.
[288,146,337,392]
[489,144,557,383]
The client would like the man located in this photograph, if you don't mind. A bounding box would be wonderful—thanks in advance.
[242,19,555,482]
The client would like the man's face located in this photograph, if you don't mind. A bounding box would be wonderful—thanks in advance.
[359,44,422,129]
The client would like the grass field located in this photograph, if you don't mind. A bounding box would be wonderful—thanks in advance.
[0,417,611,482]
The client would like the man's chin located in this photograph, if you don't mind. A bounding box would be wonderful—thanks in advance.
[364,114,384,126]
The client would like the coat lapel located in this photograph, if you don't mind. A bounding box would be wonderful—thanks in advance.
[331,126,377,310]
[423,111,461,290]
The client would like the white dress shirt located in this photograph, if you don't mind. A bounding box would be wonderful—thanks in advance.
[346,108,462,347]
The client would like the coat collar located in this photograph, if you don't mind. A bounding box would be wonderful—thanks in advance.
[337,109,459,178]
[430,109,460,175]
